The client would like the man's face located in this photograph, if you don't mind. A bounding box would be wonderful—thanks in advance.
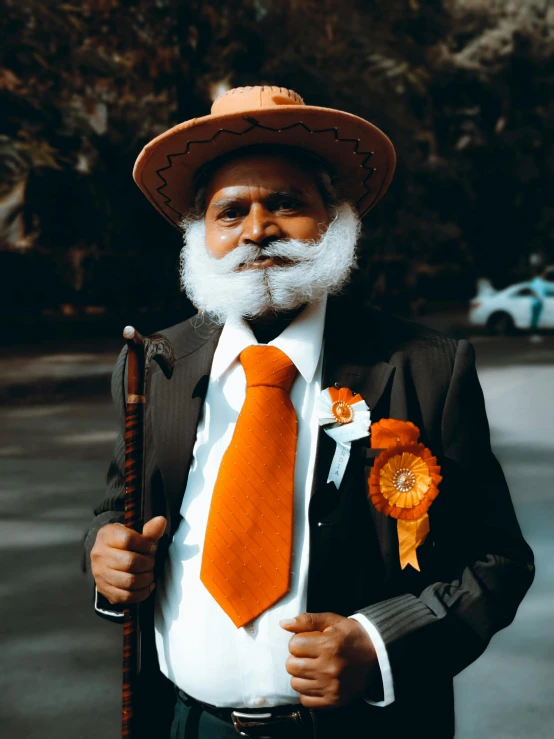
[203,154,331,266]
[179,151,361,323]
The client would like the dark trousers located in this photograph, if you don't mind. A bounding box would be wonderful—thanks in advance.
[170,692,238,739]
[170,691,314,739]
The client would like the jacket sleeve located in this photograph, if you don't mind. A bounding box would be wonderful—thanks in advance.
[354,339,535,697]
[82,345,128,622]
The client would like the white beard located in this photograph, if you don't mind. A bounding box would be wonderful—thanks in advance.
[178,202,361,323]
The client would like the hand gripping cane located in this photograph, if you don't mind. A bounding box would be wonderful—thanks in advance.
[121,326,175,739]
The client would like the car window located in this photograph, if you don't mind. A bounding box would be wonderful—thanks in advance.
[512,288,534,297]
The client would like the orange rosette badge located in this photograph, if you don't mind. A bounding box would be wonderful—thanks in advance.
[369,419,442,571]
[317,385,370,489]
[326,385,360,424]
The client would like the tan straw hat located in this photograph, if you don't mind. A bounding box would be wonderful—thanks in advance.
[133,85,396,230]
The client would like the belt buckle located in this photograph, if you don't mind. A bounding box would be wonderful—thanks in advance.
[231,709,306,738]
[231,710,273,738]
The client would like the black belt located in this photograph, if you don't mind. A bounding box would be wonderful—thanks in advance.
[176,688,315,738]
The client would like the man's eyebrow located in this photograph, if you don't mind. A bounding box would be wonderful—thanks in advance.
[269,187,305,199]
[210,187,306,210]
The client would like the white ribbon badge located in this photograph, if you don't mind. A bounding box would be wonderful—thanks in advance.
[317,388,371,489]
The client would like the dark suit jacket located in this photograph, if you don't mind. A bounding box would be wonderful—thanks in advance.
[84,297,534,738]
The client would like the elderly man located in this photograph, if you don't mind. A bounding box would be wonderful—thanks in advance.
[85,87,534,739]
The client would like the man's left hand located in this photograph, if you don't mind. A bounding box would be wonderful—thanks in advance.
[280,612,378,708]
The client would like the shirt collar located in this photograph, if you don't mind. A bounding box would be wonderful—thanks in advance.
[210,296,327,383]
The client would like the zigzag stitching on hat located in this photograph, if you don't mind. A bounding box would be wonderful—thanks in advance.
[361,161,391,211]
[244,119,376,175]
[153,124,259,218]
[153,119,378,220]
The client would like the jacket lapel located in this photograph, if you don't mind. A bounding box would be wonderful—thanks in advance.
[151,315,222,536]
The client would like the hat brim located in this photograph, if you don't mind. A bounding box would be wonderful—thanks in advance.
[133,105,396,230]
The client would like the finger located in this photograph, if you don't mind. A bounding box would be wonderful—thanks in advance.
[285,656,318,679]
[280,612,343,633]
[104,569,154,592]
[105,549,155,574]
[299,694,328,708]
[100,582,155,606]
[288,632,324,658]
[105,524,158,554]
[290,677,323,697]
[142,516,167,544]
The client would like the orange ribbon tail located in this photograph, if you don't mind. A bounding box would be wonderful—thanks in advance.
[398,514,430,571]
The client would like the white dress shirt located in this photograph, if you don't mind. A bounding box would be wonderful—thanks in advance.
[150,297,395,709]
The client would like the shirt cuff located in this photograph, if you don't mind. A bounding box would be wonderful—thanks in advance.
[95,586,125,618]
[349,612,395,707]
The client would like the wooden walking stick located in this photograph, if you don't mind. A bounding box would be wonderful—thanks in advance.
[121,326,175,739]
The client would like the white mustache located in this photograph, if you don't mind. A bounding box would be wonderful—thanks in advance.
[213,238,323,272]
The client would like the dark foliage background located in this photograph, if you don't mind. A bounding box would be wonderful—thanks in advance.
[1,0,553,332]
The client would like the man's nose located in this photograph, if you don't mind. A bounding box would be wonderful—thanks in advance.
[239,204,282,246]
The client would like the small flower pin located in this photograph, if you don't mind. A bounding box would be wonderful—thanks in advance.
[317,385,371,488]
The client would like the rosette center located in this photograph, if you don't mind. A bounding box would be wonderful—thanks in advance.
[392,468,416,493]
[331,400,354,424]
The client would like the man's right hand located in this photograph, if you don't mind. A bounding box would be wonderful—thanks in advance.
[91,516,167,605]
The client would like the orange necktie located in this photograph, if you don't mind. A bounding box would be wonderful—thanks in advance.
[200,345,298,628]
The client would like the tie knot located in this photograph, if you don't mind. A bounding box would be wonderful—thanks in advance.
[240,345,297,393]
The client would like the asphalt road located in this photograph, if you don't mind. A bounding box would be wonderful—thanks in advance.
[0,336,552,738]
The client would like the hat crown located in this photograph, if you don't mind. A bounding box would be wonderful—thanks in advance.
[211,86,305,116]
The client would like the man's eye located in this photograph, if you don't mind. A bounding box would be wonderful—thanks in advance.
[220,208,241,220]
[276,199,301,211]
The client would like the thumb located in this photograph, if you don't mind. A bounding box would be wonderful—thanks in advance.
[142,516,167,545]
[279,611,344,633]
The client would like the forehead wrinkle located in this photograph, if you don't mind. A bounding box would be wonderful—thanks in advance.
[210,186,306,210]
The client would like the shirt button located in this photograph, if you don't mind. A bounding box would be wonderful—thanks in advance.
[253,697,266,707]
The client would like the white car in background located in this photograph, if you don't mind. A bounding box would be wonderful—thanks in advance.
[469,279,554,334]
